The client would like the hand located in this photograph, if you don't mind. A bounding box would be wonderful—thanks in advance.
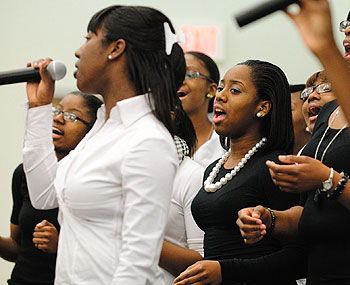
[284,0,337,57]
[236,206,269,245]
[33,220,58,254]
[174,260,222,285]
[266,155,330,193]
[26,58,55,108]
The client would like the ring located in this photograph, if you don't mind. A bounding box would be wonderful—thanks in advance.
[35,243,38,248]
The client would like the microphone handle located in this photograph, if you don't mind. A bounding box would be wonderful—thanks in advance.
[0,68,40,85]
[235,0,300,27]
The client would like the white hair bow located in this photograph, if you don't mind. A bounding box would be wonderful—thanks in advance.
[163,22,185,55]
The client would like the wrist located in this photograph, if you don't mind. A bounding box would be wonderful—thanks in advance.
[264,207,276,235]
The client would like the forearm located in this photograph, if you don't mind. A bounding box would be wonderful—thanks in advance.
[160,240,203,277]
[270,206,303,241]
[0,236,19,262]
[315,44,350,123]
[23,103,58,209]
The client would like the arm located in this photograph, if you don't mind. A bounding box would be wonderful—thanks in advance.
[111,137,177,284]
[160,241,202,277]
[267,155,350,209]
[0,224,21,262]
[23,59,59,209]
[286,0,350,123]
[159,163,204,276]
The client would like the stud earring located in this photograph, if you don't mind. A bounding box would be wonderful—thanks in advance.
[256,112,263,118]
[305,126,310,133]
[108,55,112,60]
[206,94,214,99]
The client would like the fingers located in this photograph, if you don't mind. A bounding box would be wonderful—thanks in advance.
[174,264,203,284]
[236,206,267,244]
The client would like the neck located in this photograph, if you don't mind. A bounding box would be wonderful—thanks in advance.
[189,108,213,150]
[101,78,137,121]
[226,135,264,168]
[55,151,67,162]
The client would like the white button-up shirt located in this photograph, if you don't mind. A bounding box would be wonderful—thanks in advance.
[23,94,177,284]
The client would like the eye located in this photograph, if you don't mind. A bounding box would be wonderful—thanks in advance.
[230,88,241,94]
[217,86,224,93]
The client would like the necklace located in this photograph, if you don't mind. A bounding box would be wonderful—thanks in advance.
[314,108,348,162]
[204,137,267,192]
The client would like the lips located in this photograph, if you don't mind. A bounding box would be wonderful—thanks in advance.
[177,90,187,98]
[307,104,322,122]
[343,39,350,60]
[52,127,64,139]
[213,105,226,124]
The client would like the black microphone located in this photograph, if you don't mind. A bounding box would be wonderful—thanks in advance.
[0,61,67,85]
[235,0,300,28]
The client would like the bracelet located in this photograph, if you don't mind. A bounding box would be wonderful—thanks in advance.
[327,172,349,199]
[264,207,276,235]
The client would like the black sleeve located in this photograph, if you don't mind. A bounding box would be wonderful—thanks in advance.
[219,239,307,284]
[10,163,25,225]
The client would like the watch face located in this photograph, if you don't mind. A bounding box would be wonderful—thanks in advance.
[323,180,333,191]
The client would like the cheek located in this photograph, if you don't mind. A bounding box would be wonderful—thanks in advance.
[65,126,88,148]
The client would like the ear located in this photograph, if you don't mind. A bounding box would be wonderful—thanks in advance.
[107,39,126,61]
[256,100,272,117]
[206,83,218,99]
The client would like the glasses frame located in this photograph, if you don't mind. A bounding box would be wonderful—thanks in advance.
[185,71,215,84]
[339,20,350,32]
[300,83,332,101]
[52,107,92,128]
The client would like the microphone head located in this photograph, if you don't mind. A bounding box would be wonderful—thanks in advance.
[47,60,67,81]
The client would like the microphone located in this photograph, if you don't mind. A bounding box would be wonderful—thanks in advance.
[235,0,300,28]
[0,61,67,85]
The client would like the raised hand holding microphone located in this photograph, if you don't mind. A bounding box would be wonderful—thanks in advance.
[26,59,56,108]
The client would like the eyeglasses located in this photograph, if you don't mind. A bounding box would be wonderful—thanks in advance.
[339,20,350,32]
[300,83,332,101]
[52,107,92,127]
[185,71,215,84]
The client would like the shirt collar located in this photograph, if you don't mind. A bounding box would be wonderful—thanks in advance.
[111,94,153,127]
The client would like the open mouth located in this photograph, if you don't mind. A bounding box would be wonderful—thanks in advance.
[308,105,322,122]
[212,106,226,124]
[52,127,64,139]
[177,91,187,98]
[344,41,350,58]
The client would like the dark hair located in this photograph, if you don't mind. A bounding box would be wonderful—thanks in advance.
[305,71,328,88]
[220,59,294,153]
[69,91,103,128]
[174,102,197,156]
[87,5,185,136]
[185,51,220,112]
[289,84,305,93]
[347,10,350,21]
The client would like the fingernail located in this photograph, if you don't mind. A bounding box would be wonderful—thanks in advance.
[279,155,286,160]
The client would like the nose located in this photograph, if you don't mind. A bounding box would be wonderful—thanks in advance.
[345,25,350,36]
[75,46,81,59]
[215,89,227,103]
[307,89,321,102]
[53,112,65,124]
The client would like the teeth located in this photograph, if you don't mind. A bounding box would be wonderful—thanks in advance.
[53,127,63,135]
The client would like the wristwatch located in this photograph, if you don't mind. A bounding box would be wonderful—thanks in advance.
[320,167,334,192]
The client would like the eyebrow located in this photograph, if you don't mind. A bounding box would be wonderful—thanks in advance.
[56,104,83,114]
[220,79,245,87]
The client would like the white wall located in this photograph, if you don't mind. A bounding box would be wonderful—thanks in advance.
[0,0,348,282]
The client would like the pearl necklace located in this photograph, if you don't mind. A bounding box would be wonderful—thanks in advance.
[204,137,267,192]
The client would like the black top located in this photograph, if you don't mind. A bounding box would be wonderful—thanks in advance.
[192,150,306,284]
[299,100,350,284]
[8,164,59,285]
